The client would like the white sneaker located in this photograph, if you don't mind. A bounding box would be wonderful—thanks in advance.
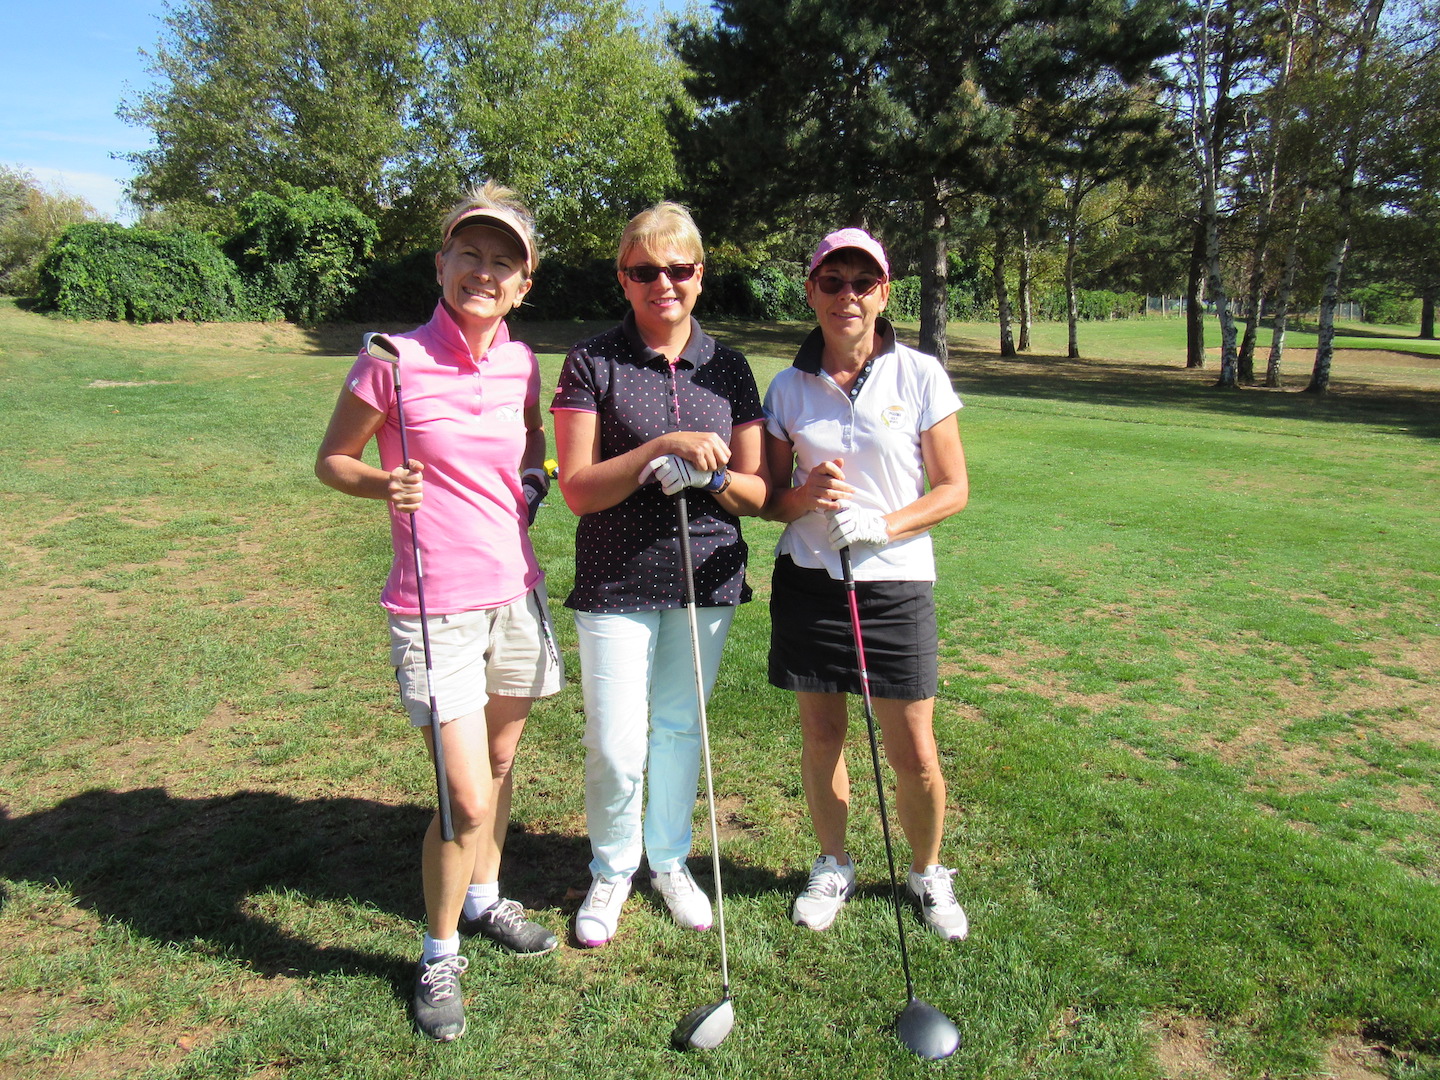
[791,854,857,931]
[650,866,713,931]
[576,873,631,947]
[907,865,968,941]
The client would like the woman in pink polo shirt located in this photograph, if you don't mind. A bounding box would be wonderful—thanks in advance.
[316,182,562,1043]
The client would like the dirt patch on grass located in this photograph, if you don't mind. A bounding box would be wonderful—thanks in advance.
[1323,1033,1395,1079]
[1148,1015,1227,1079]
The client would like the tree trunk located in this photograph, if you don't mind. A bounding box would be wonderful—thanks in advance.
[1265,191,1306,387]
[1186,218,1206,368]
[1204,189,1239,387]
[1066,222,1081,358]
[1238,248,1264,383]
[1308,235,1349,393]
[1421,283,1435,340]
[918,191,950,364]
[1065,192,1077,361]
[1018,226,1032,352]
[994,227,1016,357]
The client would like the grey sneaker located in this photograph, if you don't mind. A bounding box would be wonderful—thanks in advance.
[413,954,468,1041]
[463,898,558,955]
[791,854,857,931]
[906,865,969,941]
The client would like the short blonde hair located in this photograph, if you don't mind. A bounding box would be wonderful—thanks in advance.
[439,181,539,274]
[616,201,704,270]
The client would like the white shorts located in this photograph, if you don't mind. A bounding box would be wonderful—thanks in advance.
[389,582,564,726]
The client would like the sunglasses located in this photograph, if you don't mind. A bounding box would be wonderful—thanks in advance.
[622,263,699,284]
[812,273,885,296]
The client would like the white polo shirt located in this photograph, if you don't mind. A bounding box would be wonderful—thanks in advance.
[763,320,962,582]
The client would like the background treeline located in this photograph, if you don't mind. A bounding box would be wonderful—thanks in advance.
[5,0,1439,391]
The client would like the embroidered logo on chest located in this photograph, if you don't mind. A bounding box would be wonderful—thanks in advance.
[496,405,522,423]
[881,405,907,430]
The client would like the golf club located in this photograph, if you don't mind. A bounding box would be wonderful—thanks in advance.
[363,332,455,843]
[669,487,735,1051]
[839,545,960,1061]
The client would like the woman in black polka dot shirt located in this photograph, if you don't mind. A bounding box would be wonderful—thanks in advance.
[551,202,768,947]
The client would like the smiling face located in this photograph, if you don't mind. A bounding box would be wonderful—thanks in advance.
[618,240,704,349]
[435,224,532,333]
[806,250,890,351]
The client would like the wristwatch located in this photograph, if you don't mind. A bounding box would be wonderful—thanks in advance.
[704,465,731,494]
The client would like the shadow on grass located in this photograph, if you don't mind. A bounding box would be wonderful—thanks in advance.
[0,789,587,988]
[0,788,792,986]
[948,346,1440,439]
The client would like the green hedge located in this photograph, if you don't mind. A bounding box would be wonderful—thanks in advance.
[226,185,378,324]
[37,223,251,322]
[1035,286,1143,321]
[884,275,991,322]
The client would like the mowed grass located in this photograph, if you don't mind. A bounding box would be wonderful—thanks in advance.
[0,297,1437,1080]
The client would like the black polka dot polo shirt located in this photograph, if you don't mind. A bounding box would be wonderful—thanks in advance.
[551,312,764,613]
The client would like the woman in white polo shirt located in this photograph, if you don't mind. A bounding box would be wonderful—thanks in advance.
[762,227,971,942]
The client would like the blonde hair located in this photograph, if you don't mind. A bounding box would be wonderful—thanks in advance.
[439,180,539,274]
[616,201,704,270]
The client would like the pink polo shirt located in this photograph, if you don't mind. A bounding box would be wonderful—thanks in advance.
[344,302,542,615]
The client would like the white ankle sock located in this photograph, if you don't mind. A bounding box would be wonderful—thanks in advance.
[422,933,460,964]
[462,882,500,921]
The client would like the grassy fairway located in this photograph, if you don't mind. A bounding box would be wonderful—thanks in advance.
[0,300,1437,1079]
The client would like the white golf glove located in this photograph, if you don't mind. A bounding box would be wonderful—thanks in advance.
[641,454,713,496]
[827,504,890,550]
[521,467,550,525]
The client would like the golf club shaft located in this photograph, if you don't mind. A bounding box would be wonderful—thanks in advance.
[676,490,730,998]
[839,546,917,1002]
[394,364,455,843]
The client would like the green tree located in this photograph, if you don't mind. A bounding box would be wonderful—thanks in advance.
[1306,0,1393,394]
[226,183,379,324]
[674,0,1179,364]
[120,0,683,259]
[1168,0,1281,384]
[120,0,420,240]
[397,0,684,260]
[0,166,99,297]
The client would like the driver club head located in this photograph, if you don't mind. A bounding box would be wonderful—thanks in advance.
[895,997,960,1061]
[672,996,734,1051]
[362,331,399,363]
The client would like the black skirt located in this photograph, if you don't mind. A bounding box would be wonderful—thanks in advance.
[767,554,938,700]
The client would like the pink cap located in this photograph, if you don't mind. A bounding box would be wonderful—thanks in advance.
[443,206,538,272]
[808,228,890,278]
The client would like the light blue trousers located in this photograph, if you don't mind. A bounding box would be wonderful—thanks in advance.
[575,607,736,880]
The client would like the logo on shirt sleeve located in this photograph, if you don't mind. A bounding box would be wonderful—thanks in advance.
[881,405,908,430]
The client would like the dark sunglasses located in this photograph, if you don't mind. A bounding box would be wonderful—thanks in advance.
[622,263,699,284]
[812,273,885,296]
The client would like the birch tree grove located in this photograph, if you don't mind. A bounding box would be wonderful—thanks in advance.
[1170,0,1275,387]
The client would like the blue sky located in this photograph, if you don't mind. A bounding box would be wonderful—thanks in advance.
[1,1,683,221]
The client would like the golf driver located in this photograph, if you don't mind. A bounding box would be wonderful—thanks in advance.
[669,488,735,1051]
[363,332,455,843]
[839,545,960,1061]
